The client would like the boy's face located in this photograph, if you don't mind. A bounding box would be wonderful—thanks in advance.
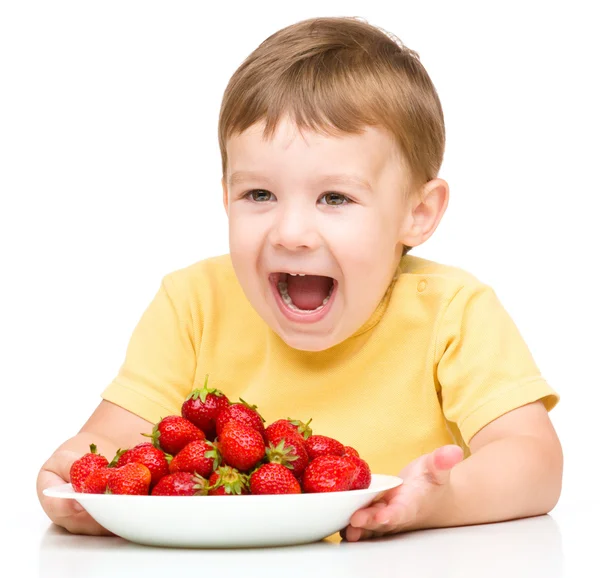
[222,117,445,351]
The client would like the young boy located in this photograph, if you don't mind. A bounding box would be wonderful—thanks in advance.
[37,16,562,542]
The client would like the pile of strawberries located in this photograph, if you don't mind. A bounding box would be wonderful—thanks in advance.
[70,376,371,496]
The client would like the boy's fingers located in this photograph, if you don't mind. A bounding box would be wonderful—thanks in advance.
[37,450,84,518]
[343,525,369,542]
[38,464,112,536]
[351,501,411,532]
[38,469,82,518]
[349,500,387,527]
[344,524,389,542]
[349,481,404,527]
[37,449,113,536]
[425,445,464,485]
[44,494,83,521]
[42,485,113,536]
[57,509,114,536]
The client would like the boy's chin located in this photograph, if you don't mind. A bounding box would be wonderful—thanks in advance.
[278,332,339,352]
[270,322,346,352]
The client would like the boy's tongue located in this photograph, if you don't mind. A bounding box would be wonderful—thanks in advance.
[285,274,332,310]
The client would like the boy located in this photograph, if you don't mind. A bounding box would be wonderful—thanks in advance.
[37,16,562,542]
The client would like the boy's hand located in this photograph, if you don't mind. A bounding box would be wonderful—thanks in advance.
[37,449,113,536]
[342,445,464,542]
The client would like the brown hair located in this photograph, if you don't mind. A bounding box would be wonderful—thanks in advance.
[218,16,446,254]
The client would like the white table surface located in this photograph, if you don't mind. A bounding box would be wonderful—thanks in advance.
[7,494,595,578]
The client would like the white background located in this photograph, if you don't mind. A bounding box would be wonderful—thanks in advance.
[1,0,598,539]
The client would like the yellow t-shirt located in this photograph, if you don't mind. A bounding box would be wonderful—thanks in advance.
[102,254,558,476]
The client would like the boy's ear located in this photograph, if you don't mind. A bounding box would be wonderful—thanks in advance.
[399,178,449,249]
[221,177,229,215]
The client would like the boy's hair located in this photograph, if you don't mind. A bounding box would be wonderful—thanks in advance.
[218,16,446,255]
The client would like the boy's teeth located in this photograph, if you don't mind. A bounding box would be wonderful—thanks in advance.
[277,280,333,312]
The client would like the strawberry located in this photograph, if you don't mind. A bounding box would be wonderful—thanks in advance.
[345,455,371,490]
[215,398,266,440]
[265,435,309,478]
[218,420,265,471]
[305,435,345,461]
[70,444,109,492]
[208,465,249,495]
[106,462,151,495]
[265,418,313,441]
[302,455,358,493]
[343,446,360,458]
[250,463,301,495]
[169,439,221,478]
[151,472,209,496]
[81,467,112,494]
[144,415,205,455]
[111,442,169,487]
[181,374,230,440]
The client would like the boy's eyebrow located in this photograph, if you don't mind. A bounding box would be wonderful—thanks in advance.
[318,174,374,193]
[228,171,274,187]
[228,171,373,192]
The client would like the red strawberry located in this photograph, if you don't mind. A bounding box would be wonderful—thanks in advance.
[265,418,313,442]
[151,472,209,496]
[216,398,266,439]
[265,435,309,478]
[144,415,205,455]
[81,467,112,494]
[208,465,249,495]
[345,455,371,490]
[111,442,169,487]
[302,455,358,493]
[305,435,345,461]
[181,374,230,440]
[249,463,301,495]
[343,446,360,458]
[169,439,221,478]
[218,420,265,471]
[70,444,109,492]
[106,462,151,495]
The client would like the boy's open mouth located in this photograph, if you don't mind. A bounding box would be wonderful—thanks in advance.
[269,272,335,312]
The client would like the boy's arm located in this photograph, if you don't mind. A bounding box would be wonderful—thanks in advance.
[345,401,562,540]
[423,400,563,528]
[37,400,152,535]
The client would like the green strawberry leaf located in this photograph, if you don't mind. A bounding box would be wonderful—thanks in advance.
[142,420,162,450]
[239,397,266,422]
[204,443,222,470]
[108,448,127,468]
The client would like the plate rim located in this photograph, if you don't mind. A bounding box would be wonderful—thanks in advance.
[43,473,402,500]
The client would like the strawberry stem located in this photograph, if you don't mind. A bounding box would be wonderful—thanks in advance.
[185,374,226,404]
[192,474,209,496]
[287,417,313,439]
[209,466,249,495]
[108,448,127,468]
[266,439,299,469]
[141,421,162,450]
[204,442,222,470]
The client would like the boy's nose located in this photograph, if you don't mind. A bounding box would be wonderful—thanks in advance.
[268,206,321,252]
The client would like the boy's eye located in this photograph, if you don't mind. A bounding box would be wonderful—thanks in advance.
[246,189,274,202]
[320,192,350,206]
[244,189,351,206]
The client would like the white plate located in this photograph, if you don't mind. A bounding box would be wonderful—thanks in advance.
[44,474,402,548]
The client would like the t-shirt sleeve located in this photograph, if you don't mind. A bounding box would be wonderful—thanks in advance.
[435,283,559,445]
[101,275,198,424]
